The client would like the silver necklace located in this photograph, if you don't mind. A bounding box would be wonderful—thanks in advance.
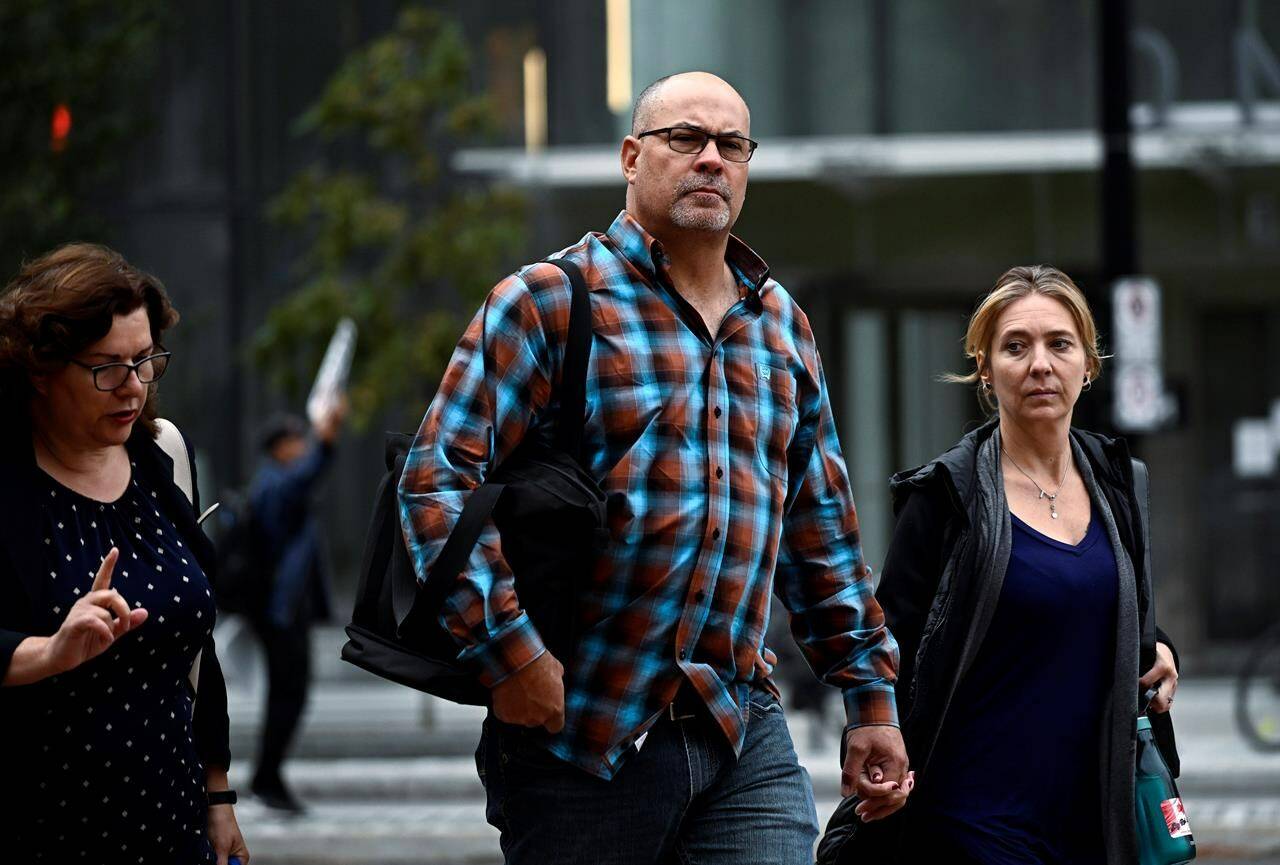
[1002,447,1069,520]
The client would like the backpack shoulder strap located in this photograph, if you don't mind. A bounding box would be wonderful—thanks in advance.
[154,417,194,506]
[390,259,590,630]
[399,482,506,630]
[544,258,592,463]
[1132,457,1156,656]
[154,416,203,693]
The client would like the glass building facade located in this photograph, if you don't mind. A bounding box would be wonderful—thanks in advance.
[107,0,1280,668]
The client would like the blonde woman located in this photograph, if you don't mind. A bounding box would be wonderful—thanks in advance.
[818,266,1179,865]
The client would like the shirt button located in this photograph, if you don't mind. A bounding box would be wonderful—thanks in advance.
[714,406,722,418]
[679,649,688,661]
[712,528,721,539]
[715,467,723,479]
[695,591,706,602]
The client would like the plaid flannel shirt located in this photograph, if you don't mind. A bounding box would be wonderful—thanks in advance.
[399,210,898,779]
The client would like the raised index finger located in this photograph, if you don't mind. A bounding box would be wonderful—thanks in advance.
[91,548,119,593]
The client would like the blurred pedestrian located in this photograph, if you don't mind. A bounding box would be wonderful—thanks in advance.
[399,71,907,865]
[819,266,1181,865]
[246,401,345,812]
[0,243,249,864]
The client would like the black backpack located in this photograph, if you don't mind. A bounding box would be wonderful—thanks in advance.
[208,489,268,615]
[340,259,607,705]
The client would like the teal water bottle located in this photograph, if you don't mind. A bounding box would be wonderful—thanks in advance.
[1135,715,1196,865]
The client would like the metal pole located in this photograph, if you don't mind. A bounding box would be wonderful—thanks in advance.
[1092,0,1137,434]
[1099,0,1137,281]
[224,0,248,484]
[871,0,892,136]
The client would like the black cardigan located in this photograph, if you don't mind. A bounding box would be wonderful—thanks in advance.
[0,420,231,769]
[817,420,1179,864]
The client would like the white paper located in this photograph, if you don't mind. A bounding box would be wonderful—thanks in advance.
[307,318,357,425]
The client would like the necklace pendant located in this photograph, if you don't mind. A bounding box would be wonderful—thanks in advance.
[1050,502,1059,519]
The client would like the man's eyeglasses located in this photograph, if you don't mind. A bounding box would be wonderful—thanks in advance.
[70,352,172,391]
[637,125,758,163]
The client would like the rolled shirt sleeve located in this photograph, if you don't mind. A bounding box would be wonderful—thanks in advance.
[774,347,900,729]
[398,269,562,687]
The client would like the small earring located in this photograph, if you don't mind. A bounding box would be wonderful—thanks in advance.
[980,379,992,392]
[1081,376,1092,392]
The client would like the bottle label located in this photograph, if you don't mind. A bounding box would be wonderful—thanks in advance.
[1160,797,1193,838]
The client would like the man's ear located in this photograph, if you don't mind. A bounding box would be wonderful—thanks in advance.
[620,136,641,184]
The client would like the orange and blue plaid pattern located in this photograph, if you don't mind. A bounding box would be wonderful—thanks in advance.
[399,210,898,779]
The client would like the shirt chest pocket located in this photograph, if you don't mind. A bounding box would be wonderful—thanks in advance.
[753,364,798,481]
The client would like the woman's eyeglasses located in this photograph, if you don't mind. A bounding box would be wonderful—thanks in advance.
[69,352,172,391]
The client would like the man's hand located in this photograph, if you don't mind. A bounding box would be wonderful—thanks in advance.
[314,395,348,444]
[491,651,565,733]
[843,724,914,822]
[1140,641,1178,714]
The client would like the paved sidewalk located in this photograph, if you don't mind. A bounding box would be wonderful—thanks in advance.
[229,795,1280,865]
[222,670,1280,864]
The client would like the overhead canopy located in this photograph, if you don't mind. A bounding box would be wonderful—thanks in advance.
[454,102,1280,186]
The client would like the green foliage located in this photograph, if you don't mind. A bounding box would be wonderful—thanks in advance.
[257,6,526,427]
[0,0,168,279]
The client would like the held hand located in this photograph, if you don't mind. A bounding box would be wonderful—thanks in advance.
[842,725,914,822]
[491,651,565,733]
[314,394,348,444]
[43,549,148,676]
[1139,641,1178,713]
[207,803,250,865]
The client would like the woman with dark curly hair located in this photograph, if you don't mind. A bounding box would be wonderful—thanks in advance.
[0,244,250,864]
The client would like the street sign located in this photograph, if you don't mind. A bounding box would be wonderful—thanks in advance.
[1113,277,1160,361]
[1114,362,1166,431]
[1112,276,1171,432]
[1234,418,1277,478]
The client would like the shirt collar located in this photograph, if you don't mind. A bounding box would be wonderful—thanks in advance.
[604,210,771,311]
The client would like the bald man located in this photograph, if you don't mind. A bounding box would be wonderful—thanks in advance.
[399,71,909,864]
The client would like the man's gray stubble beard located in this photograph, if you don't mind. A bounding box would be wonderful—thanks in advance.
[669,196,731,231]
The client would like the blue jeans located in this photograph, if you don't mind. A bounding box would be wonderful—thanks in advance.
[477,687,818,865]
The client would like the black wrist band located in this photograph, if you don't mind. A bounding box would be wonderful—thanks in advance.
[207,789,238,806]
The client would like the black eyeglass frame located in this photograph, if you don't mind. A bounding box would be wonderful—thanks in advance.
[636,125,759,163]
[69,351,172,392]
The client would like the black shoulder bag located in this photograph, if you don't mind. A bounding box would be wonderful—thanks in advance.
[341,259,607,705]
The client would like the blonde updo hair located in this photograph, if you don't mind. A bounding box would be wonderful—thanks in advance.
[950,265,1103,413]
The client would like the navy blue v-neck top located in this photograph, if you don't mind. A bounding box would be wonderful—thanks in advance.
[916,509,1119,865]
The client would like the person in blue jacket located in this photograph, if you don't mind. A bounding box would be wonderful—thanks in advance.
[247,400,345,812]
